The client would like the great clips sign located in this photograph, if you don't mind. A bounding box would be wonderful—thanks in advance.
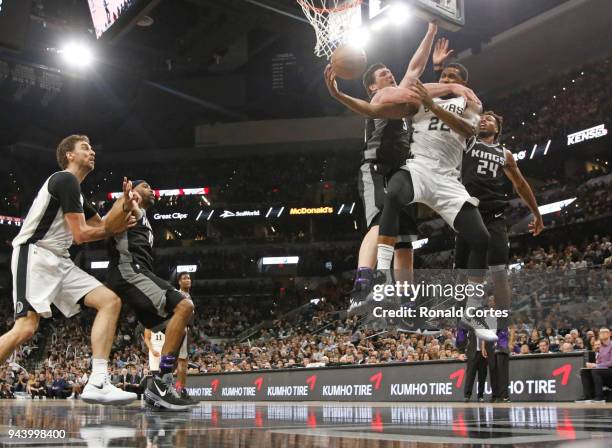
[187,353,583,402]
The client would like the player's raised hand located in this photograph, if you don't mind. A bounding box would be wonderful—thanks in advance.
[121,177,141,214]
[433,37,454,67]
[528,215,544,236]
[324,64,341,98]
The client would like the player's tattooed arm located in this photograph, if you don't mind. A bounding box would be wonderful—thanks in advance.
[399,22,438,87]
[324,65,414,119]
[503,149,544,236]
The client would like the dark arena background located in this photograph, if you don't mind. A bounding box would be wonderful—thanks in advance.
[0,0,611,447]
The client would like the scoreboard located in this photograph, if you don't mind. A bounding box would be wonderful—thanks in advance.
[375,0,465,31]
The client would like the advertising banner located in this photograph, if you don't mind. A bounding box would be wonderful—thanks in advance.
[186,354,583,402]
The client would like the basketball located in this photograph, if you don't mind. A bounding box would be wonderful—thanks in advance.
[331,45,367,80]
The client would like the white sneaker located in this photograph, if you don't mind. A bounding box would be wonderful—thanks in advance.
[81,376,137,406]
[80,425,136,448]
[460,299,498,342]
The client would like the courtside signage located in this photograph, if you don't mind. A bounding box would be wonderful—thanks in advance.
[187,354,583,402]
[289,206,334,215]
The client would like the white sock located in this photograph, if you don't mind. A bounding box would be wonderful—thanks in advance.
[377,244,394,270]
[89,358,108,385]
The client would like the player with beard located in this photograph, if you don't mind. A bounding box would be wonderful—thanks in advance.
[457,111,543,401]
[106,180,195,410]
[0,134,139,405]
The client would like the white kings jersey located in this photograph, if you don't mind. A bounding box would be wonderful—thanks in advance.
[410,96,476,178]
[150,331,165,354]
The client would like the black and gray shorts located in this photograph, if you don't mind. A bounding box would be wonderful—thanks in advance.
[106,263,185,330]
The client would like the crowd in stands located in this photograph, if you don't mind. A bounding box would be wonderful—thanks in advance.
[0,232,608,390]
[0,54,611,397]
[492,55,612,146]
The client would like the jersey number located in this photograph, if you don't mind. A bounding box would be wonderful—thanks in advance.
[155,334,163,341]
[428,117,451,132]
[477,160,499,178]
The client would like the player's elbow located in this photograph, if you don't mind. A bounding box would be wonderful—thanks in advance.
[72,228,87,245]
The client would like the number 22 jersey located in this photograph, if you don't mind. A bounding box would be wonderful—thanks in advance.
[410,96,473,178]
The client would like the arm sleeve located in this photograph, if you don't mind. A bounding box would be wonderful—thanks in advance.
[82,195,98,220]
[47,172,84,215]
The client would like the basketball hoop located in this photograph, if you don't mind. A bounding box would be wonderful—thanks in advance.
[297,0,363,59]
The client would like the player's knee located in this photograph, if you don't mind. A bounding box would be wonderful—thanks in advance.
[104,293,121,314]
[472,228,491,253]
[14,318,38,343]
[176,298,194,316]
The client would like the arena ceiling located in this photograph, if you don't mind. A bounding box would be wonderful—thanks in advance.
[0,0,589,151]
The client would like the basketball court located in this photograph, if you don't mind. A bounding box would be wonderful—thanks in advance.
[1,400,611,447]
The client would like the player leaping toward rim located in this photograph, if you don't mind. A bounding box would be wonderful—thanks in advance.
[325,62,498,342]
[348,22,441,325]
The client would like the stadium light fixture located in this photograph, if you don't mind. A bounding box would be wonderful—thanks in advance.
[389,3,410,25]
[346,27,371,48]
[60,43,93,67]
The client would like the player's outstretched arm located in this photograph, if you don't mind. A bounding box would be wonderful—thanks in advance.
[414,81,481,138]
[324,65,412,119]
[399,22,438,87]
[64,212,112,244]
[423,83,481,104]
[502,150,544,235]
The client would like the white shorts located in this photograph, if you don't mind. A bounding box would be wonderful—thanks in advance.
[402,159,479,230]
[12,244,102,319]
[148,333,188,371]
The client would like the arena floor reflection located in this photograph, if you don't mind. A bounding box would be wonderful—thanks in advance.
[0,401,610,447]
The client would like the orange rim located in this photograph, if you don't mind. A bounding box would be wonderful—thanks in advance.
[297,0,363,14]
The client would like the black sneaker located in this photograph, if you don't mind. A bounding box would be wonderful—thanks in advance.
[348,270,387,318]
[145,374,192,411]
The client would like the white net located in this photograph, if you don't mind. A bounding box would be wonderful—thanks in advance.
[297,0,363,59]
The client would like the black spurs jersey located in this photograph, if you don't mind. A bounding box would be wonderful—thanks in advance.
[462,140,510,213]
[108,209,154,271]
[363,117,412,174]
